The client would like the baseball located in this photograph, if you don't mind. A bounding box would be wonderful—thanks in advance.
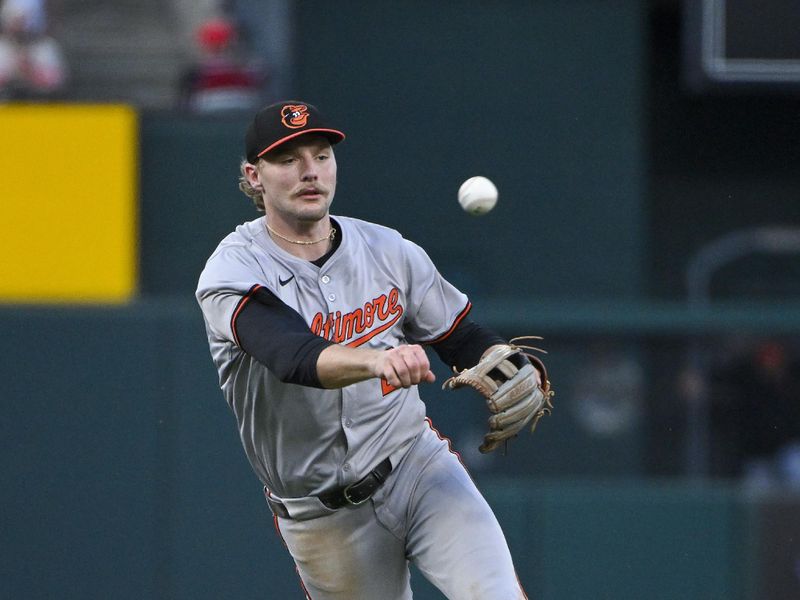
[458,176,498,215]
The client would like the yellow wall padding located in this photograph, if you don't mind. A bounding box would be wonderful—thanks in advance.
[0,105,137,303]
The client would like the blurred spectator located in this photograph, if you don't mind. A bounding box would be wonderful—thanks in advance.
[209,0,291,101]
[178,16,267,114]
[710,339,800,488]
[0,0,66,100]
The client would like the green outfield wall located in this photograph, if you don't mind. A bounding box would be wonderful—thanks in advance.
[3,304,796,599]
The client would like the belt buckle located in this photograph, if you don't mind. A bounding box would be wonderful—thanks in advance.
[342,480,370,506]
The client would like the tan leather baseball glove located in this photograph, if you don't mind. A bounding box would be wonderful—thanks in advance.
[442,337,554,453]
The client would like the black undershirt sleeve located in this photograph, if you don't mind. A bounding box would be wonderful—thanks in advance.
[429,317,532,372]
[428,318,507,371]
[233,286,333,388]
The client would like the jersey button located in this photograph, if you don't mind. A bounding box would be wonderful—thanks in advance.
[321,275,330,284]
[327,293,336,301]
[344,418,353,428]
[342,463,351,472]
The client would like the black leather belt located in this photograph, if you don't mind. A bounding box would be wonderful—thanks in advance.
[267,457,392,519]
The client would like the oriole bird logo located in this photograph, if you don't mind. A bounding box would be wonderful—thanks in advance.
[281,105,309,129]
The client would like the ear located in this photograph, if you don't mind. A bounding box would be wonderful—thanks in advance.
[244,162,264,191]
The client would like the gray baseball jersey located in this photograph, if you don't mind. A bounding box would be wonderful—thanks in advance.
[196,215,470,505]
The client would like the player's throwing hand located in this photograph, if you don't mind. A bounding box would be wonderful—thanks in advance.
[377,344,436,388]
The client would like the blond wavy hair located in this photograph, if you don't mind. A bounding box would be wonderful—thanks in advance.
[238,159,265,211]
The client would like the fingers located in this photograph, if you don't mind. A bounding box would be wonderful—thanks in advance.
[379,345,435,388]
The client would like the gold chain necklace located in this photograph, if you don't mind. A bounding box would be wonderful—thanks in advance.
[265,221,336,245]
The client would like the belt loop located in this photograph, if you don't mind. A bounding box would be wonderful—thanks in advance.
[265,487,291,519]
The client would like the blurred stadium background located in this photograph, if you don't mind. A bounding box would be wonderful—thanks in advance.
[2,0,800,598]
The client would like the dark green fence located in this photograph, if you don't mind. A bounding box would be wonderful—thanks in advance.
[4,304,797,599]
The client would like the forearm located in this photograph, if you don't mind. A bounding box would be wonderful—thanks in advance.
[317,343,436,389]
[316,344,383,388]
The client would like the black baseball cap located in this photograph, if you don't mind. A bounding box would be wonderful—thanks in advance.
[245,101,346,163]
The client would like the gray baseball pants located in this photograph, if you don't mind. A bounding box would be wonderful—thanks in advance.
[274,423,527,599]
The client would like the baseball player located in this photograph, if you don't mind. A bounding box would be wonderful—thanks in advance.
[196,100,549,599]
